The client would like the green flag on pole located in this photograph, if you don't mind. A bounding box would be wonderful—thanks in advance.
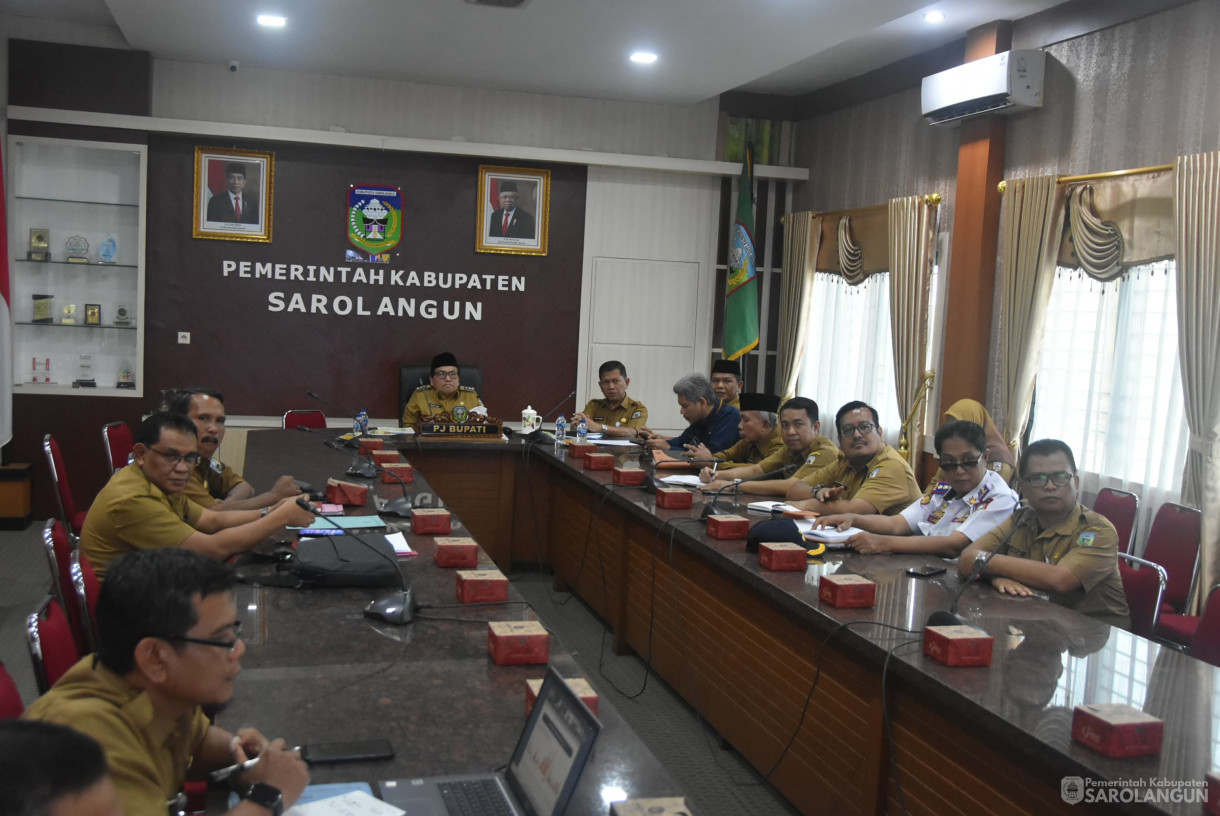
[724,144,759,361]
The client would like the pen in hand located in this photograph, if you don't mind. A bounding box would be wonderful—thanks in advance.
[208,747,302,782]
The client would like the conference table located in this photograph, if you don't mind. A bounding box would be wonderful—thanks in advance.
[240,430,1217,816]
[212,431,684,814]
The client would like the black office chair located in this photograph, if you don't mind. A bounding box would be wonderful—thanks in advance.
[398,363,483,422]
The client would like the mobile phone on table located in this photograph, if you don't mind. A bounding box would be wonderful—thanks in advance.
[905,564,946,577]
[300,739,395,764]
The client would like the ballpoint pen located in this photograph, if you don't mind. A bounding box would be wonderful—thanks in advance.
[208,747,301,782]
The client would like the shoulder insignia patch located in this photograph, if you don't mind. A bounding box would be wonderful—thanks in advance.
[209,459,226,474]
[806,454,818,465]
[932,481,951,496]
[414,384,431,392]
[1077,532,1097,548]
[869,466,881,479]
[460,385,476,392]
[632,410,642,419]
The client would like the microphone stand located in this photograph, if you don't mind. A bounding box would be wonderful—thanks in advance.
[699,464,799,519]
[306,390,374,473]
[926,506,1034,628]
[523,389,577,442]
[324,441,413,517]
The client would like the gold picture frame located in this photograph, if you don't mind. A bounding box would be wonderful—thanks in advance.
[192,147,274,242]
[476,165,549,256]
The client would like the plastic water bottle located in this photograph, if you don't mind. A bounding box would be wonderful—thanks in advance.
[354,409,369,436]
[555,414,567,449]
[576,418,588,444]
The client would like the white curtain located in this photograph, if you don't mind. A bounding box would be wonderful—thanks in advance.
[1030,262,1188,553]
[797,272,900,440]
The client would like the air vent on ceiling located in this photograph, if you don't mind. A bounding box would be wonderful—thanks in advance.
[464,0,532,7]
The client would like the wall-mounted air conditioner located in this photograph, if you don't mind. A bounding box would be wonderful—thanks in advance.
[921,49,1045,126]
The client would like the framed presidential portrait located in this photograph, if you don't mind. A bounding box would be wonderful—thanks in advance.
[476,165,549,256]
[192,146,274,242]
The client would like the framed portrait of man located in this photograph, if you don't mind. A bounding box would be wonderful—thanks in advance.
[193,147,274,242]
[476,165,550,256]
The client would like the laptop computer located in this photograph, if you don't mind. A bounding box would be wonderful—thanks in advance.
[378,666,602,816]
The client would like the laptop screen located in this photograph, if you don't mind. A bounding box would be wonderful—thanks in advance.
[506,667,602,816]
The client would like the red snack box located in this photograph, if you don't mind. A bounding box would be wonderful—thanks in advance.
[583,452,615,470]
[759,541,807,571]
[434,537,479,568]
[611,800,691,816]
[356,438,385,453]
[923,625,994,667]
[707,514,749,539]
[1071,703,1164,758]
[1205,774,1220,815]
[612,467,646,486]
[526,676,598,716]
[380,462,414,484]
[656,488,693,509]
[457,569,509,603]
[371,450,400,466]
[325,478,368,506]
[488,621,549,666]
[410,507,452,535]
[567,442,598,460]
[818,573,877,608]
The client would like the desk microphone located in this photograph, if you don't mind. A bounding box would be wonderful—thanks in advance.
[926,506,1034,628]
[306,389,347,416]
[700,464,798,519]
[325,441,412,517]
[302,426,376,477]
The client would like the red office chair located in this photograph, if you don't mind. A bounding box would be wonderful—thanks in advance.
[102,420,134,475]
[0,661,23,720]
[1093,487,1139,555]
[42,434,89,537]
[70,550,101,653]
[40,519,72,615]
[1187,586,1220,668]
[1117,553,1166,639]
[283,409,327,430]
[26,597,80,694]
[1143,502,1202,616]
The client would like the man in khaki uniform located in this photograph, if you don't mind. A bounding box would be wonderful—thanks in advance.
[401,351,486,430]
[79,412,315,577]
[701,396,838,497]
[959,439,1130,628]
[710,359,742,409]
[170,388,298,510]
[573,360,648,439]
[686,392,783,468]
[786,400,921,515]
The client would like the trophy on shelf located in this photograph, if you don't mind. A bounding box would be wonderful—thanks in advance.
[61,303,77,325]
[74,354,97,388]
[114,304,132,326]
[98,235,118,264]
[117,360,135,389]
[65,235,89,263]
[27,228,49,262]
[31,293,54,324]
[85,303,102,326]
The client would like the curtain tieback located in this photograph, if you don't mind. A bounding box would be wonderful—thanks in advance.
[1188,432,1219,458]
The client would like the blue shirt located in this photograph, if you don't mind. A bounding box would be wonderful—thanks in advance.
[668,399,741,452]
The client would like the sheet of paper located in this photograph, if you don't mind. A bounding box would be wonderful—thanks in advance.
[385,531,415,557]
[592,438,641,447]
[659,474,703,487]
[288,790,405,816]
[804,525,865,543]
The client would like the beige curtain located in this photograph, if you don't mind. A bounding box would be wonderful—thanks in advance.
[837,216,866,284]
[1066,185,1125,279]
[1174,152,1220,614]
[997,175,1067,458]
[887,196,938,466]
[777,213,821,400]
[814,203,889,279]
[1058,170,1175,273]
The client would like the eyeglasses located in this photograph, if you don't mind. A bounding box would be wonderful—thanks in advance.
[940,458,983,472]
[1024,471,1075,488]
[147,447,202,466]
[838,421,877,438]
[159,621,242,653]
[432,369,460,380]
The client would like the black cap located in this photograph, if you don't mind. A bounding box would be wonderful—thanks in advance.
[738,393,780,413]
[430,352,458,373]
[225,162,246,177]
[711,359,741,378]
[746,517,803,554]
[499,181,518,193]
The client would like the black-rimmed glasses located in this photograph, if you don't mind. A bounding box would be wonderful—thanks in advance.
[838,421,877,438]
[1024,471,1074,488]
[159,621,242,653]
[147,447,202,466]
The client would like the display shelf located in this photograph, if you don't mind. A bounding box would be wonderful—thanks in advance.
[14,259,138,269]
[16,321,137,330]
[14,195,139,208]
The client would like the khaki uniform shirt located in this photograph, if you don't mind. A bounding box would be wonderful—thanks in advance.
[80,464,205,577]
[25,655,211,816]
[753,435,840,478]
[181,458,246,508]
[580,395,648,429]
[799,444,922,515]
[714,426,784,468]
[975,503,1130,626]
[402,385,485,429]
[724,394,741,409]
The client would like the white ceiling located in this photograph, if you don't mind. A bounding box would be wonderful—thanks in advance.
[2,0,1071,105]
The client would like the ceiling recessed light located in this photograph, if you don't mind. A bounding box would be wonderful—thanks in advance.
[257,14,287,27]
[923,10,945,23]
[630,51,658,65]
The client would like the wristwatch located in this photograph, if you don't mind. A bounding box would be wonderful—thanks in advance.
[243,782,283,816]
[974,550,990,574]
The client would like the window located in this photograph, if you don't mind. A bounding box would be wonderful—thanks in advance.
[1029,260,1188,547]
[797,272,900,436]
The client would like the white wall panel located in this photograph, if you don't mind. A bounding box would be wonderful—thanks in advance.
[151,59,719,160]
[578,167,720,433]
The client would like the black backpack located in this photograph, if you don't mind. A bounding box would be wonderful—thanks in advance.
[235,536,402,589]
